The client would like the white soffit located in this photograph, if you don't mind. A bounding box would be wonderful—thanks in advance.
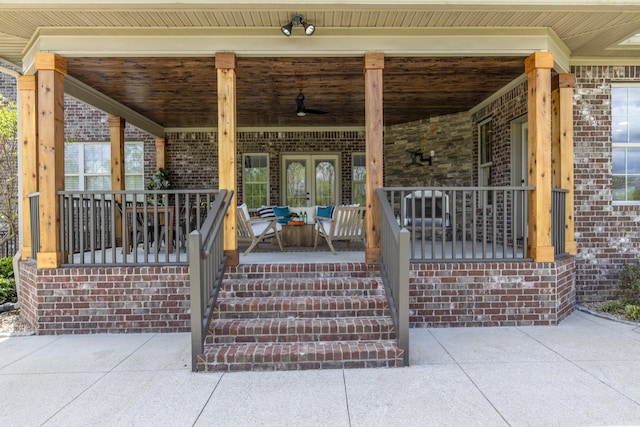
[22,27,570,73]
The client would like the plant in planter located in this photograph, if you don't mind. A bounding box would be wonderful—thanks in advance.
[147,168,171,204]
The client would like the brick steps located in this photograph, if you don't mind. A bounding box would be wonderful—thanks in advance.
[198,263,404,372]
[207,317,396,344]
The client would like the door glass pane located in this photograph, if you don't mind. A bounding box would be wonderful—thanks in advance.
[315,159,336,206]
[286,159,307,207]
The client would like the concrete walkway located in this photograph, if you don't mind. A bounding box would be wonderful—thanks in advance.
[1,310,639,426]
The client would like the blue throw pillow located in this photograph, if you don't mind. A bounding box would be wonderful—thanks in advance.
[316,205,333,218]
[273,206,290,223]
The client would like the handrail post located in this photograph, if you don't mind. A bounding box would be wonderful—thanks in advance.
[189,229,203,372]
[397,227,410,365]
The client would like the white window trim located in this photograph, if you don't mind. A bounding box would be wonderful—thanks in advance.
[612,83,640,205]
[242,153,270,208]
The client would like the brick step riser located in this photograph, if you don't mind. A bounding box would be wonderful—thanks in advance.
[219,289,384,298]
[208,332,396,344]
[213,309,390,319]
[224,272,378,280]
[198,341,405,372]
[206,318,396,344]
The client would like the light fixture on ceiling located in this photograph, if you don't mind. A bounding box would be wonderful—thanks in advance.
[281,14,315,36]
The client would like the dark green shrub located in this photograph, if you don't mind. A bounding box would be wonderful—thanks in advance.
[0,256,16,304]
[617,263,640,305]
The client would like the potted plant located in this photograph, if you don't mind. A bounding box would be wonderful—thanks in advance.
[147,168,171,204]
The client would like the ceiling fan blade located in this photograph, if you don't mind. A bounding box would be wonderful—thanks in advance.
[304,108,328,115]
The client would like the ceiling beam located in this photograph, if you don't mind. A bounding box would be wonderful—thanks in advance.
[65,75,165,137]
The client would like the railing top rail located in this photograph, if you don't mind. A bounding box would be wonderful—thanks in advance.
[382,186,535,191]
[552,188,569,193]
[201,190,233,257]
[57,189,221,195]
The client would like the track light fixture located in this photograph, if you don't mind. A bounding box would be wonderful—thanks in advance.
[281,14,315,36]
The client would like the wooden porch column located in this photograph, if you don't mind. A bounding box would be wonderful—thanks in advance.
[155,136,166,170]
[108,115,125,245]
[525,52,554,262]
[18,75,38,260]
[552,74,577,255]
[216,52,238,266]
[35,53,67,268]
[364,52,384,264]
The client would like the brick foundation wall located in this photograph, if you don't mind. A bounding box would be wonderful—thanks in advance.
[409,256,576,327]
[18,261,191,334]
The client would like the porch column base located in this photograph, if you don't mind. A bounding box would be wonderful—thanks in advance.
[528,245,554,263]
[225,249,239,266]
[365,247,380,265]
[37,251,61,269]
[21,246,31,261]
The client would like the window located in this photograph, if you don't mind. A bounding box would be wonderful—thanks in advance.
[242,154,269,209]
[478,118,493,204]
[612,84,640,204]
[64,142,144,191]
[352,153,366,206]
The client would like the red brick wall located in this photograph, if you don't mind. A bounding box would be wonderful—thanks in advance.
[18,261,191,334]
[409,256,575,327]
[165,130,366,205]
[572,65,640,302]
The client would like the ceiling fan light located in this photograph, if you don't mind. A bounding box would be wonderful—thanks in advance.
[280,22,293,36]
[297,111,306,117]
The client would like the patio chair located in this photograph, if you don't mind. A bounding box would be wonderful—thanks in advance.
[403,190,452,240]
[236,203,284,255]
[314,205,365,254]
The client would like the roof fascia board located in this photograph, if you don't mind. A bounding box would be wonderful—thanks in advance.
[4,0,640,9]
[23,27,566,72]
[65,75,165,137]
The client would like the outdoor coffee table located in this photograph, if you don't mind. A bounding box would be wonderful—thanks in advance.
[280,223,314,247]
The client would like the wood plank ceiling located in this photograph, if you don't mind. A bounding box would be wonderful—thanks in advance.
[65,56,525,128]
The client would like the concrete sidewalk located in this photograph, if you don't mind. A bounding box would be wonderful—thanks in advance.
[1,310,639,426]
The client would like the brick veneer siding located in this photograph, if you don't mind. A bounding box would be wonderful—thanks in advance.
[18,261,191,334]
[165,130,366,205]
[572,66,640,302]
[384,112,473,187]
[409,256,575,327]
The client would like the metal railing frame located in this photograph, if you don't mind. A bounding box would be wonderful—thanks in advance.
[189,189,233,371]
[376,188,410,365]
[552,188,568,256]
[54,189,220,266]
[382,186,534,262]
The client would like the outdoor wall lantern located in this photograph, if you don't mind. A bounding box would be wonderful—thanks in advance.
[407,150,435,166]
[281,14,315,36]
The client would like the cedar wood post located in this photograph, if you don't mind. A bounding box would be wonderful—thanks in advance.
[364,52,384,264]
[552,74,577,255]
[35,53,66,268]
[109,115,125,245]
[525,52,554,262]
[216,52,239,266]
[18,75,38,260]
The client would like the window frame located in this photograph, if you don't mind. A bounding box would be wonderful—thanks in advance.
[352,152,366,206]
[611,83,640,205]
[478,117,493,205]
[242,153,270,209]
[64,141,144,191]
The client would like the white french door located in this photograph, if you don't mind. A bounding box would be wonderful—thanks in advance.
[281,154,341,207]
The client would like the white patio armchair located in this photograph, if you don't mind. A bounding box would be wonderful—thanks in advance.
[313,205,366,254]
[236,203,283,255]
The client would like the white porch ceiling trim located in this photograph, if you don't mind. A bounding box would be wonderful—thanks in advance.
[65,75,165,137]
[22,27,570,73]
